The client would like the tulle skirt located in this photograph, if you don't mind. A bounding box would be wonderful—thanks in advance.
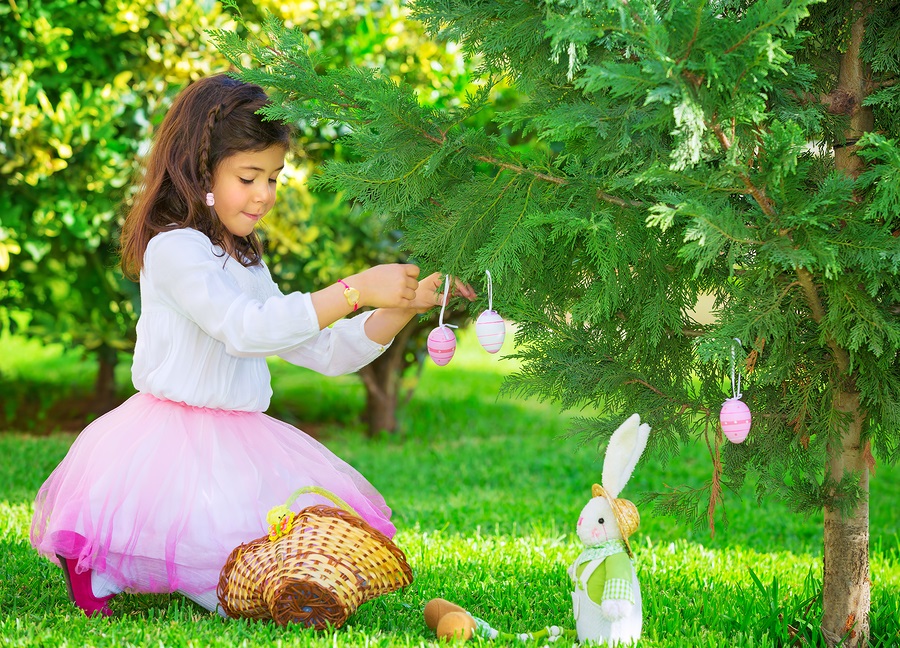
[30,393,394,601]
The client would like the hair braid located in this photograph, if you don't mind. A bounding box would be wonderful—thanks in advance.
[199,103,223,193]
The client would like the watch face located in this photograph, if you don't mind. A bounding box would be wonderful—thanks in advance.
[344,286,360,306]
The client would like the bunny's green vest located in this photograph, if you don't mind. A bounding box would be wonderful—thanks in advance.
[572,539,635,605]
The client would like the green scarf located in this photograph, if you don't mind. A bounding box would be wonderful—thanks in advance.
[573,539,627,566]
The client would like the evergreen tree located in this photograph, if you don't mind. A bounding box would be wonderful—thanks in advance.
[214,0,900,644]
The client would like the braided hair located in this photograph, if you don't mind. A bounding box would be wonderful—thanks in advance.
[120,74,292,279]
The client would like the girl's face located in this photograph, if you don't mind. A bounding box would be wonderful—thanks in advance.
[210,145,286,239]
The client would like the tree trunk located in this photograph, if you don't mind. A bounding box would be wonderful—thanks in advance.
[361,374,400,435]
[820,7,874,646]
[357,319,420,436]
[822,388,870,647]
[91,344,120,415]
[828,5,875,179]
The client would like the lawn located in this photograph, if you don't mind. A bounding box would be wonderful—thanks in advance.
[0,329,898,647]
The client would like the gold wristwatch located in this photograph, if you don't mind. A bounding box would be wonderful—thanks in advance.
[337,279,360,311]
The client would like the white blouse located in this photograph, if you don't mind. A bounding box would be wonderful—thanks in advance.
[131,228,387,412]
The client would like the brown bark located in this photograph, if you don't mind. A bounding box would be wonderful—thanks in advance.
[829,8,875,179]
[361,379,399,435]
[820,5,873,647]
[358,356,400,436]
[91,344,120,415]
[822,388,870,647]
[357,318,419,436]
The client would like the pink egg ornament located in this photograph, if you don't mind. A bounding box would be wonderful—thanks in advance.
[720,397,751,443]
[475,310,506,354]
[427,325,457,366]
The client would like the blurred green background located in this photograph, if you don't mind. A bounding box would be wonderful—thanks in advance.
[0,0,513,434]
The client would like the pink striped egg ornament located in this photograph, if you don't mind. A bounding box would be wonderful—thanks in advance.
[427,325,457,366]
[720,397,751,443]
[475,310,506,354]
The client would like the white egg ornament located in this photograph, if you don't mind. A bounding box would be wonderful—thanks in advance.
[475,310,506,354]
[720,397,751,443]
[428,325,457,366]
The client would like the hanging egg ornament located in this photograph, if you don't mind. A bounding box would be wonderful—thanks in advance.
[428,274,458,366]
[476,269,506,354]
[720,397,751,443]
[475,310,506,354]
[427,325,457,366]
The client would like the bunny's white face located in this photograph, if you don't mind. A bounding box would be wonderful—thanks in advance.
[577,496,622,547]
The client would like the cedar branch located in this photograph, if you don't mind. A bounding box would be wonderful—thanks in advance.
[796,267,851,374]
[711,123,776,217]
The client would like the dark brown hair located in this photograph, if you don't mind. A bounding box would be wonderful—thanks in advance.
[119,74,291,280]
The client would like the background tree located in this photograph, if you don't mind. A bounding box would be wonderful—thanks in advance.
[0,0,481,433]
[218,0,900,644]
[0,0,259,414]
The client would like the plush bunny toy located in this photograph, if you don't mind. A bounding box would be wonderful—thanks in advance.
[424,414,651,646]
[569,413,650,646]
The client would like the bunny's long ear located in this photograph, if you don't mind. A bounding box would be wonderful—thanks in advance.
[602,414,651,498]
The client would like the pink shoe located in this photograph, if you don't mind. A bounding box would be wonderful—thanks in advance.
[56,554,116,617]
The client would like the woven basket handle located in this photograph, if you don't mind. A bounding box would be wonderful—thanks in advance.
[284,486,357,516]
[266,486,359,542]
[267,486,360,541]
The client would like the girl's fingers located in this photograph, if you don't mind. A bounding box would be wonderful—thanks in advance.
[451,278,476,301]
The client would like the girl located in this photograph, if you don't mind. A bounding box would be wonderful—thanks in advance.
[30,74,473,617]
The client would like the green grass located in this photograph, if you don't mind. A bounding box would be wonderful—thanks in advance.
[1,330,899,646]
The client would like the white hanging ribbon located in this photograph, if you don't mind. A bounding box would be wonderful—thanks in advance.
[438,274,458,330]
[730,337,743,399]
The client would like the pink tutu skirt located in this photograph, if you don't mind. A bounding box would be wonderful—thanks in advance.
[31,393,394,600]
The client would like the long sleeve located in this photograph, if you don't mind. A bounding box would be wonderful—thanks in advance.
[143,229,320,357]
[277,313,390,376]
[132,228,388,411]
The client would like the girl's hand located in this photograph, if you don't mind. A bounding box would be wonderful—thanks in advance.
[411,272,477,314]
[357,270,477,345]
[349,264,421,309]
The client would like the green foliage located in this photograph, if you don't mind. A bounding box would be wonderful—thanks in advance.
[0,0,487,428]
[212,1,503,435]
[222,0,900,525]
[241,0,487,293]
[203,20,895,635]
[0,0,263,359]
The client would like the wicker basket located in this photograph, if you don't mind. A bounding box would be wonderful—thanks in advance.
[217,487,413,628]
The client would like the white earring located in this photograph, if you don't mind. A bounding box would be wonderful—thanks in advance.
[205,192,215,207]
